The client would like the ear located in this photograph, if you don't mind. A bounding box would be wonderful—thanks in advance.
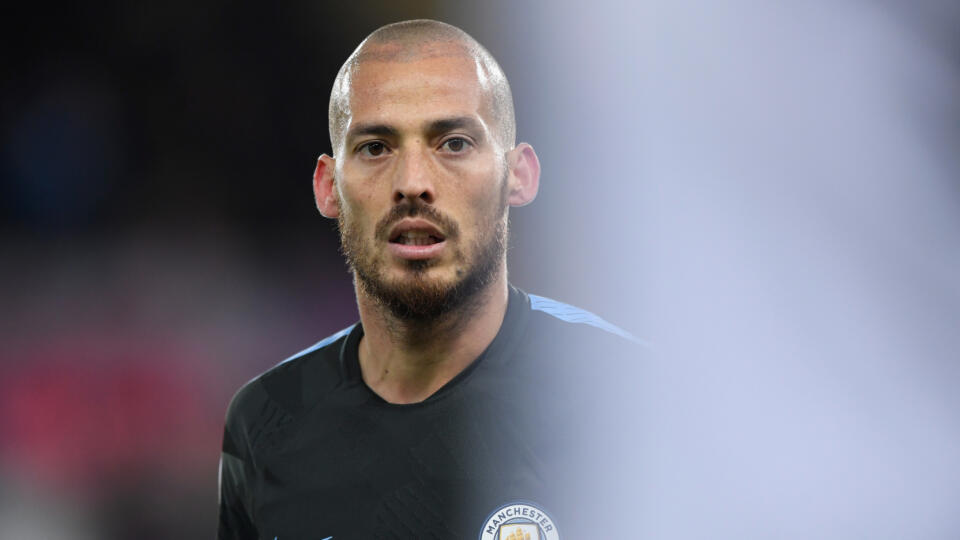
[505,143,540,207]
[313,154,339,218]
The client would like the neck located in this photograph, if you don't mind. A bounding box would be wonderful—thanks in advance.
[355,267,509,404]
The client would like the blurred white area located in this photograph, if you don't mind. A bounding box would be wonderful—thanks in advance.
[448,0,960,537]
[0,480,97,540]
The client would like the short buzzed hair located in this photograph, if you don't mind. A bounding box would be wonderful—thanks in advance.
[327,20,516,155]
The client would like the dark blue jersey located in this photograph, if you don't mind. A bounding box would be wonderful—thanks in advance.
[218,286,646,539]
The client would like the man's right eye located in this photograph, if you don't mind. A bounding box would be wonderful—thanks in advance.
[358,141,388,157]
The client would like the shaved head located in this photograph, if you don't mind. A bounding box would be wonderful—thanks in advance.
[328,19,516,155]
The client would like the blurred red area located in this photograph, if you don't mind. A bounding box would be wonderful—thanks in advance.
[0,336,220,492]
[0,230,356,538]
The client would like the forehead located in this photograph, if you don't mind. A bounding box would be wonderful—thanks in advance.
[346,49,489,126]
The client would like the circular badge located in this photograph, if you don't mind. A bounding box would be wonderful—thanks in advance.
[478,501,560,540]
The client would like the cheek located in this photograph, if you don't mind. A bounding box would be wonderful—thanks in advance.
[343,208,376,242]
[460,187,507,237]
[339,186,382,233]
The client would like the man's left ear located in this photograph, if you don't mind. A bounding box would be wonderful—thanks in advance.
[506,143,540,207]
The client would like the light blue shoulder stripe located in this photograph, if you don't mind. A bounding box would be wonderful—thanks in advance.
[528,294,647,346]
[278,324,356,366]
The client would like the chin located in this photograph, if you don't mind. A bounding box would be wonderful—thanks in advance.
[384,265,462,297]
[359,261,492,321]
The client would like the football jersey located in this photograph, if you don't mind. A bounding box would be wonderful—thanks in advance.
[218,286,645,539]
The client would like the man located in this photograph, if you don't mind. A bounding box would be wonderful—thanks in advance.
[218,19,644,539]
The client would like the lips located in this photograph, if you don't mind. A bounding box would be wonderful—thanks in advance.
[387,218,448,260]
[388,219,446,246]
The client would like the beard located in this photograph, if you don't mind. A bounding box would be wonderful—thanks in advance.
[337,181,509,322]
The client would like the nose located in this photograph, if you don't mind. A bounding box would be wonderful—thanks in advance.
[392,147,436,205]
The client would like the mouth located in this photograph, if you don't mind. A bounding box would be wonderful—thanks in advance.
[388,219,446,246]
[390,231,445,246]
[386,219,448,260]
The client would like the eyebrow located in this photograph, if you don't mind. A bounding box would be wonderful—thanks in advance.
[424,116,486,140]
[345,123,400,145]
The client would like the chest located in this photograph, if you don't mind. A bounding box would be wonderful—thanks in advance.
[248,389,566,539]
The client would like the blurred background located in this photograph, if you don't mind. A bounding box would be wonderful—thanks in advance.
[2,0,958,538]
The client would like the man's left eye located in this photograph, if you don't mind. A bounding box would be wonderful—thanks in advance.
[440,137,471,153]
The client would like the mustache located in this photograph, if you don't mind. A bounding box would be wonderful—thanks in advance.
[374,200,460,240]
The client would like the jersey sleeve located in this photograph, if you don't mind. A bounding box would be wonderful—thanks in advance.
[217,387,259,540]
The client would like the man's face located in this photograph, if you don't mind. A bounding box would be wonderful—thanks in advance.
[334,48,510,319]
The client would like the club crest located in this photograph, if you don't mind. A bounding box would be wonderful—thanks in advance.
[478,501,560,540]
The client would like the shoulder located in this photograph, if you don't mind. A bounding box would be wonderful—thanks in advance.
[515,292,652,430]
[223,324,356,456]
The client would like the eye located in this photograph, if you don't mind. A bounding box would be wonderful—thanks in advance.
[440,137,472,153]
[358,141,389,157]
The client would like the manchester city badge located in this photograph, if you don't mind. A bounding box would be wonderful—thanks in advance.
[478,501,560,540]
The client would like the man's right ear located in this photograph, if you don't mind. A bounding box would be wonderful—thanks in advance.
[313,154,339,218]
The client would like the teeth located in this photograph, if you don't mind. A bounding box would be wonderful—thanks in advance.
[398,231,439,246]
